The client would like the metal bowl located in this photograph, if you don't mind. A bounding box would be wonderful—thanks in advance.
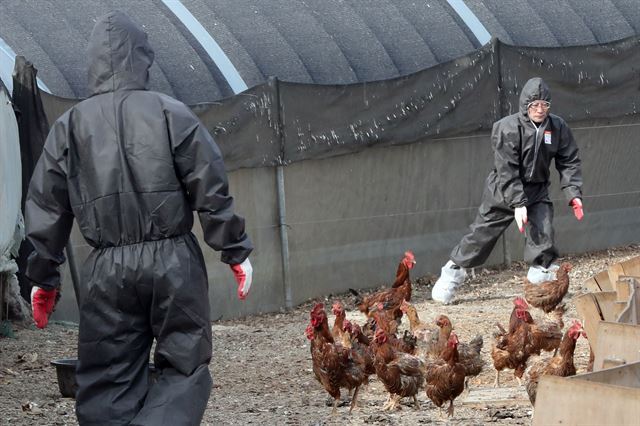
[51,358,159,398]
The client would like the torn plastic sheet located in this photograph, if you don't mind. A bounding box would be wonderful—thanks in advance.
[0,82,23,259]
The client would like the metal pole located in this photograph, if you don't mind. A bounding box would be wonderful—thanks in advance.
[273,76,292,310]
[502,233,511,267]
[276,166,292,309]
[276,165,293,309]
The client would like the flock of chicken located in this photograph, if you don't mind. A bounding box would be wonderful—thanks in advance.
[305,251,588,417]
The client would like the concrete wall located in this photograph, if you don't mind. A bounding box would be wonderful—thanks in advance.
[51,116,640,322]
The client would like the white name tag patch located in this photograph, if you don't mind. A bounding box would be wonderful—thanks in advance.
[544,130,552,145]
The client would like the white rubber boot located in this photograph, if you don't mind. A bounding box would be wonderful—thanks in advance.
[432,260,466,304]
[527,265,557,284]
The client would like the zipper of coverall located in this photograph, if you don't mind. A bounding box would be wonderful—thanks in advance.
[528,120,543,180]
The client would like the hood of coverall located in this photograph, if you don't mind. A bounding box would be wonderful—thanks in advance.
[87,10,154,96]
[519,77,551,117]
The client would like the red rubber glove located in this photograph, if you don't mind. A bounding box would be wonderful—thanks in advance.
[230,258,253,300]
[570,198,584,221]
[30,286,58,329]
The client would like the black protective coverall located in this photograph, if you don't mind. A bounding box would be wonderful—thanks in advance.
[24,11,252,425]
[450,77,582,269]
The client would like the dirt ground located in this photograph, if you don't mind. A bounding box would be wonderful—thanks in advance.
[1,244,638,425]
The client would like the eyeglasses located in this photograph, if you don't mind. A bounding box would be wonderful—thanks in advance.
[527,101,551,110]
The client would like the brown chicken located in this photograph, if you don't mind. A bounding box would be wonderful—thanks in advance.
[371,308,417,355]
[509,297,530,333]
[491,305,535,387]
[424,315,454,359]
[457,334,484,386]
[422,314,483,386]
[371,328,425,411]
[524,320,586,405]
[492,302,564,387]
[353,251,416,321]
[331,301,347,342]
[342,320,376,376]
[524,262,572,313]
[494,297,531,352]
[529,304,565,354]
[424,332,467,417]
[400,300,437,344]
[307,303,368,414]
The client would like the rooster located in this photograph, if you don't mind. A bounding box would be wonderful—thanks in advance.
[371,328,425,411]
[524,320,586,405]
[424,332,466,417]
[307,303,368,414]
[352,251,416,321]
[524,262,572,313]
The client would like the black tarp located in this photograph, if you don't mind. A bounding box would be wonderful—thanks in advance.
[12,57,50,301]
[17,36,640,173]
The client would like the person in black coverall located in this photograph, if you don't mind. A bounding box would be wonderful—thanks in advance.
[25,11,253,425]
[432,77,583,304]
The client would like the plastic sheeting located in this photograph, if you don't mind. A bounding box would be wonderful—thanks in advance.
[0,82,22,258]
[29,36,640,172]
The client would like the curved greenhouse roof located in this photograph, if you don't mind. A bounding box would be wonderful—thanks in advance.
[1,0,639,104]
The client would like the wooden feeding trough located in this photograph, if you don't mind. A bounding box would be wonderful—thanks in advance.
[532,256,640,425]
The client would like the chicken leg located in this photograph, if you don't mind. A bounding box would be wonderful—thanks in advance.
[413,395,421,410]
[349,386,360,413]
[446,400,455,417]
[382,394,401,411]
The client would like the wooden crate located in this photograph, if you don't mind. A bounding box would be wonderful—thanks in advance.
[592,321,640,371]
[582,269,612,292]
[535,258,640,424]
[532,362,640,425]
[616,276,639,325]
[575,293,603,352]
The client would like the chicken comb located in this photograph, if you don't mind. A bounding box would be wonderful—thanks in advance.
[513,297,529,308]
[311,302,325,316]
[435,314,451,326]
[403,251,415,261]
[570,319,583,329]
